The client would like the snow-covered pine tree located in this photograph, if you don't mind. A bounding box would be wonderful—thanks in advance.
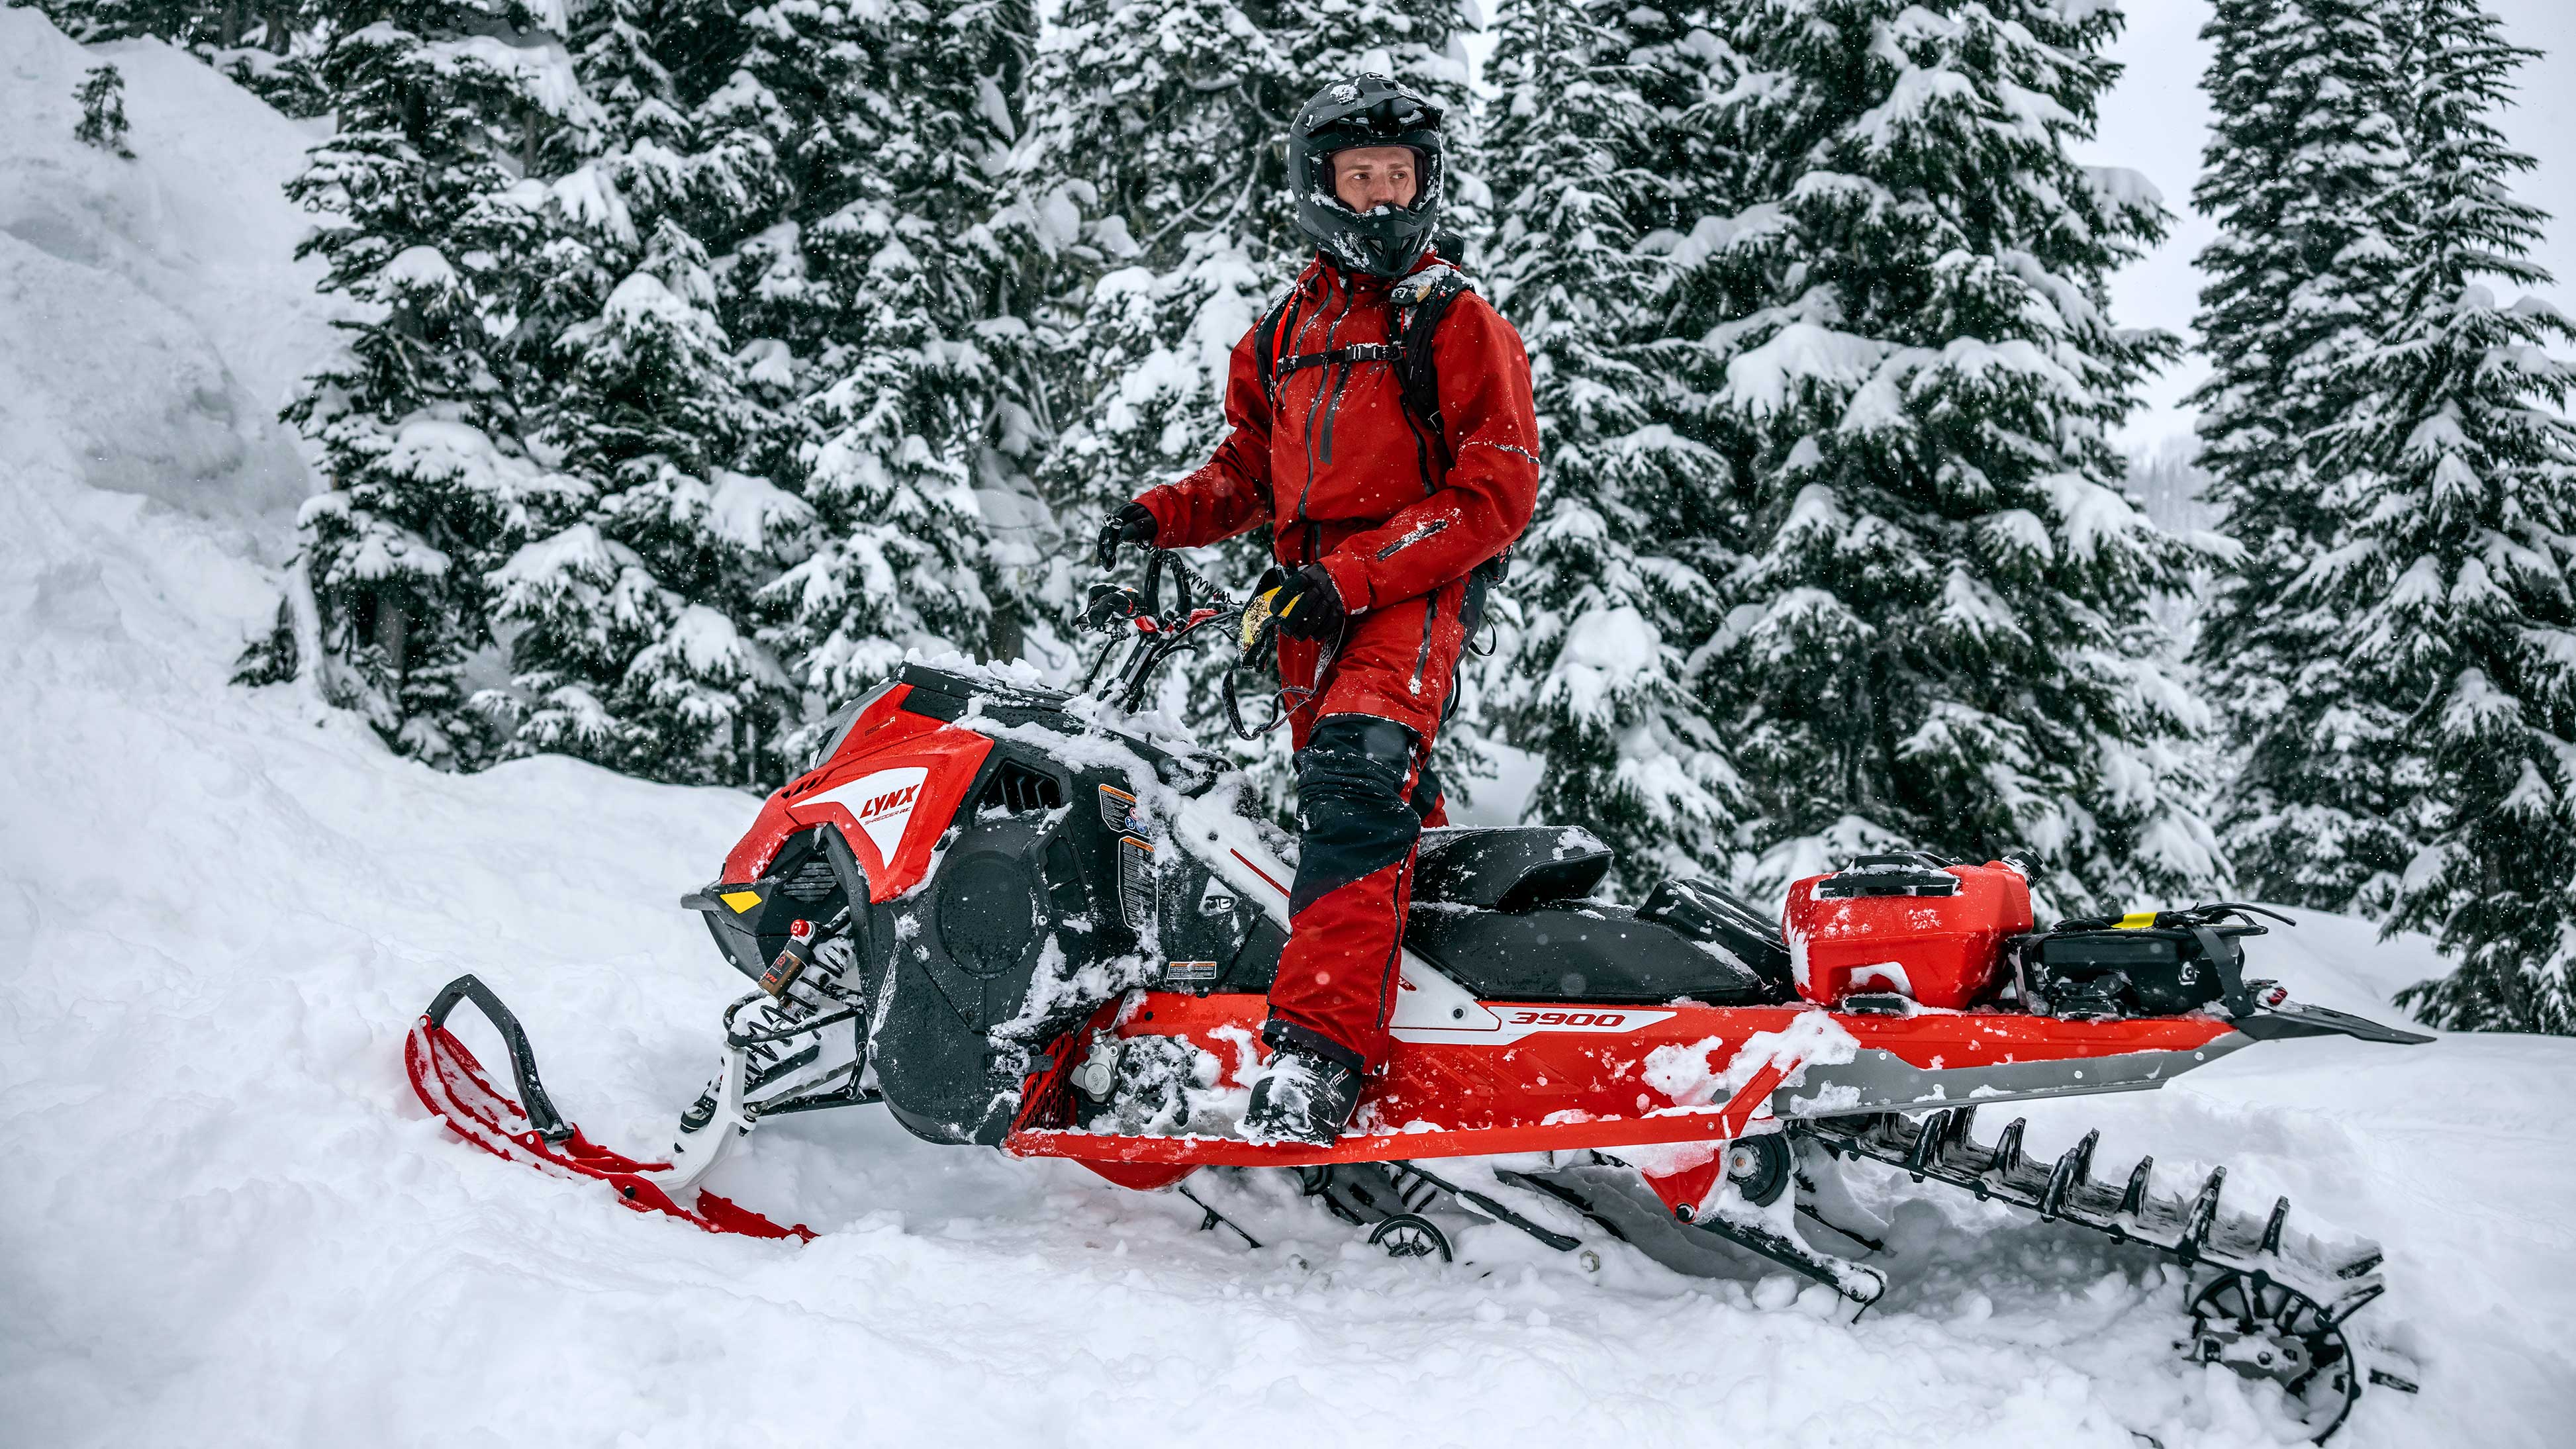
[271,8,593,763]
[2324,0,2576,1034]
[694,0,872,395]
[466,0,820,786]
[757,0,1050,735]
[489,200,809,783]
[26,0,203,45]
[74,62,134,158]
[1024,0,1291,633]
[898,0,1060,659]
[1686,0,2217,912]
[2189,0,2415,911]
[1478,0,1745,886]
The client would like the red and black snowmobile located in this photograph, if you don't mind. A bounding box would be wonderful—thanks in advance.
[410,549,2430,1439]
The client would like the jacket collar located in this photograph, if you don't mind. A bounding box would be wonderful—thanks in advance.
[1300,250,1443,302]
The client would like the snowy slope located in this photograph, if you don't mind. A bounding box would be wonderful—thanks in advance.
[0,20,340,528]
[4,16,2575,1448]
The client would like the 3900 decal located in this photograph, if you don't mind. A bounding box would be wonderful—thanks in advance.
[1505,1009,1629,1027]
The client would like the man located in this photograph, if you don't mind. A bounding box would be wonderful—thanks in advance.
[1095,75,1541,1145]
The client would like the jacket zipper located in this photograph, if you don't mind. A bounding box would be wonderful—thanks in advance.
[1294,275,1354,537]
[1409,590,1440,696]
[1375,518,1450,561]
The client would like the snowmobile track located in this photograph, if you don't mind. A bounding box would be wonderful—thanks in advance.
[1797,1108,2387,1323]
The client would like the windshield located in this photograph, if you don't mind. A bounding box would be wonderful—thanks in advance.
[806,682,896,773]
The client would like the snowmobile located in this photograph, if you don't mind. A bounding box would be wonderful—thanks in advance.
[410,548,2432,1440]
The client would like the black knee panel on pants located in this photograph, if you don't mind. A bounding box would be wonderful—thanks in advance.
[1289,714,1421,917]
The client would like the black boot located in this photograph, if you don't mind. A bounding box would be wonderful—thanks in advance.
[1239,1047,1363,1146]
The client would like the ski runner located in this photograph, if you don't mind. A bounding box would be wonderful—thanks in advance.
[1095,75,1541,1145]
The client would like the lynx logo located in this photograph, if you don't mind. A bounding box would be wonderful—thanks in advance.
[800,766,930,864]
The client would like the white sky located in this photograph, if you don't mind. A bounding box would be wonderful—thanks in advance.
[2083,0,2576,449]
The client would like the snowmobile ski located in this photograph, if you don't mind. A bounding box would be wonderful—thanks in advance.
[405,974,812,1240]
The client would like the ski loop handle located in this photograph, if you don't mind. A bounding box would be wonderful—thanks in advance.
[423,974,573,1143]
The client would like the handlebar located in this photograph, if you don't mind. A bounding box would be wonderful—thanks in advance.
[1075,547,1253,715]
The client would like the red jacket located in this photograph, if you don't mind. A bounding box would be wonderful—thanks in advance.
[1135,254,1541,614]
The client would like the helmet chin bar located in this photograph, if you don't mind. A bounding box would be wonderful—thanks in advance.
[1290,74,1445,279]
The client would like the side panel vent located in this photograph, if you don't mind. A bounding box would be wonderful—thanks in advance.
[980,760,1066,815]
[779,856,841,904]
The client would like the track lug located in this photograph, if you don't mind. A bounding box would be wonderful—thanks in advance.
[1993,1117,2027,1179]
[2039,1129,2098,1219]
[1905,1110,1948,1180]
[2179,1166,2225,1263]
[2119,1155,2154,1217]
[2322,1280,2385,1329]
[1946,1105,1978,1154]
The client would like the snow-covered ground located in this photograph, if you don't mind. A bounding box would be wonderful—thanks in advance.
[5,17,2575,1448]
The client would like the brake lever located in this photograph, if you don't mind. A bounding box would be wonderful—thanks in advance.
[1082,583,1149,634]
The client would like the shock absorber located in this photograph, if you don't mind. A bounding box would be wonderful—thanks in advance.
[682,910,857,1131]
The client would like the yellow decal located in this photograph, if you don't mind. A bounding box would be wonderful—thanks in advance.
[722,890,763,913]
[2116,910,2157,929]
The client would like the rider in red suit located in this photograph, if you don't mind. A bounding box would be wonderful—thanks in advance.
[1097,75,1540,1143]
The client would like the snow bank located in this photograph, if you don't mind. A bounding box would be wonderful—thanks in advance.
[0,15,342,528]
[3,17,2574,1448]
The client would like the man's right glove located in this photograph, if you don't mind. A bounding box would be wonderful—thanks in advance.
[1267,563,1349,643]
[1096,502,1158,569]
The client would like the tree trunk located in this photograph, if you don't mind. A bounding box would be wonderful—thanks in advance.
[373,596,408,686]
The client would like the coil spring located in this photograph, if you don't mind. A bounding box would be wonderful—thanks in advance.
[1386,1164,1445,1217]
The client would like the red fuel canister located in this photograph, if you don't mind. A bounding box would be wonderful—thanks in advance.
[1784,856,2034,1009]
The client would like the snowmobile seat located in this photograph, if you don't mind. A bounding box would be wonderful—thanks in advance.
[1411,826,1612,913]
[1404,899,1788,1006]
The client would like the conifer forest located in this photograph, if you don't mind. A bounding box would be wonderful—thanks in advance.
[21,0,2576,1033]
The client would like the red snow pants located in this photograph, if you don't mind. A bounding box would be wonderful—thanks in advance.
[1263,569,1485,1076]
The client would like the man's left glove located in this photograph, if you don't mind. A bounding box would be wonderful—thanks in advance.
[1096,502,1158,569]
[1268,563,1349,643]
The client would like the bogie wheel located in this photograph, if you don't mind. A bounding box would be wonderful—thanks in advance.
[1367,1213,1453,1262]
[2185,1272,2361,1441]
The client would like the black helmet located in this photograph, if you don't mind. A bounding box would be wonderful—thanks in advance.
[1288,74,1445,279]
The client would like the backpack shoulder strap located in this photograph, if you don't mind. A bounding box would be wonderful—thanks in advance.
[1253,280,1308,406]
[1388,262,1473,438]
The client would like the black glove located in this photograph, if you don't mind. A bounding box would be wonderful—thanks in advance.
[1096,502,1158,569]
[1268,563,1348,643]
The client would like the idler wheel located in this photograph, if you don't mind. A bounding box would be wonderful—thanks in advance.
[1367,1213,1453,1262]
[2185,1272,2362,1441]
[1724,1133,1793,1208]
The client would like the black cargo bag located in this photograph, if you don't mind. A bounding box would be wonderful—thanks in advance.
[2013,905,2283,1020]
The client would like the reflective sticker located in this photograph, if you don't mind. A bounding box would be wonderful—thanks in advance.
[1098,784,1136,832]
[722,890,763,913]
[1118,836,1155,933]
[2117,911,2158,929]
[1163,961,1219,984]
